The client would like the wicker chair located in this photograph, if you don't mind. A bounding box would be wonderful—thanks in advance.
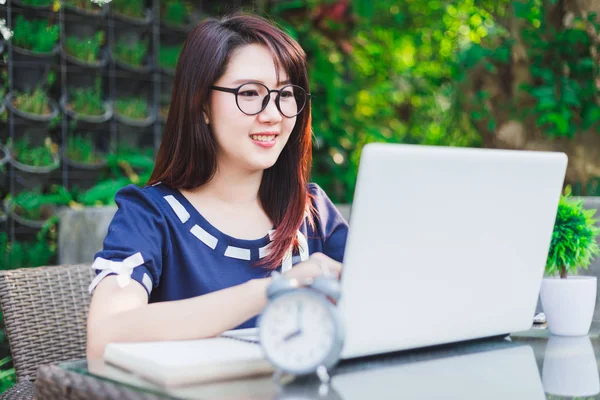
[0,264,94,399]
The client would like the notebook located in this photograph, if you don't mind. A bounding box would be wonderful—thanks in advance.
[103,328,275,387]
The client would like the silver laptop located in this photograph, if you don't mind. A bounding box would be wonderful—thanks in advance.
[339,143,568,359]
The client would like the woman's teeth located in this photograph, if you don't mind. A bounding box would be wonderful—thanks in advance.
[250,135,275,142]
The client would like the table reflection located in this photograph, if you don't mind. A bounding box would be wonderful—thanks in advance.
[328,344,543,400]
[84,334,600,400]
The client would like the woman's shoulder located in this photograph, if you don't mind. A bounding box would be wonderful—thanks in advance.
[307,182,334,201]
[113,183,178,220]
[305,183,348,259]
[307,182,337,211]
[306,182,347,227]
[115,183,161,205]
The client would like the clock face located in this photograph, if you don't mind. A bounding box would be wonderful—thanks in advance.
[259,290,337,374]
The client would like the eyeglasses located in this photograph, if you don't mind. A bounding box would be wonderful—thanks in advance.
[210,82,310,118]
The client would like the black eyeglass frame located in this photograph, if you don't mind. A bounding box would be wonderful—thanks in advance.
[210,82,311,118]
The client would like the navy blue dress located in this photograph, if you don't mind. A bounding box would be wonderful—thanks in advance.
[89,182,349,328]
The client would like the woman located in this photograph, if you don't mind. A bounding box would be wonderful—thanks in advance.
[86,13,348,359]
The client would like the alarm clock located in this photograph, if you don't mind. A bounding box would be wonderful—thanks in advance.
[258,276,345,381]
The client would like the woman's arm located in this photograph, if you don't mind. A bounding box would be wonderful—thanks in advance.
[86,276,270,359]
[86,252,341,360]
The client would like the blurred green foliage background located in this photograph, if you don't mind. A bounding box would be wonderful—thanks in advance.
[2,0,600,392]
[274,0,600,202]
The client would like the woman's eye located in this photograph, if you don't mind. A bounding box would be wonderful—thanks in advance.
[280,91,294,99]
[239,90,259,97]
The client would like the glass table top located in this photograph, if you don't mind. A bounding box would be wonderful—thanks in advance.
[59,323,600,400]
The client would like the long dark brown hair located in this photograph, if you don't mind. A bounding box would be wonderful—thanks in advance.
[148,13,313,269]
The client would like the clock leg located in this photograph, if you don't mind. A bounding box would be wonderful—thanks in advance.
[316,365,330,383]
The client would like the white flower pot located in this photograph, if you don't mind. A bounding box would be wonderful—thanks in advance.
[542,336,600,397]
[540,276,597,336]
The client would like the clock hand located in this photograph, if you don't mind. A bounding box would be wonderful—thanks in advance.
[296,301,303,331]
[282,329,302,342]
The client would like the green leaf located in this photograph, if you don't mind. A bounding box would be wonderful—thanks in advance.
[471,111,483,121]
[493,47,511,63]
[270,0,304,15]
[352,0,374,20]
[477,91,490,100]
[513,2,530,19]
[530,67,554,82]
[484,62,496,72]
[578,58,595,69]
[562,90,581,107]
[555,115,569,135]
[541,112,569,135]
[531,86,555,99]
[537,96,557,110]
[536,114,551,128]
[583,107,600,129]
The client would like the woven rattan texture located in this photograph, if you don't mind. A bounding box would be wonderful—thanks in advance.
[36,365,165,400]
[0,264,94,380]
[0,379,35,400]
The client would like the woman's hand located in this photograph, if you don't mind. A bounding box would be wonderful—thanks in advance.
[283,252,342,281]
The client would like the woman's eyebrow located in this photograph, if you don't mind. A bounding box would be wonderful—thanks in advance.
[231,78,292,86]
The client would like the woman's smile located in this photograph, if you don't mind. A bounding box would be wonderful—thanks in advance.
[250,132,278,148]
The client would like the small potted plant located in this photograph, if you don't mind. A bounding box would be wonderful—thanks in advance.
[60,76,113,130]
[0,233,56,269]
[10,15,59,92]
[540,187,600,336]
[5,72,59,147]
[61,31,108,89]
[64,133,107,190]
[63,31,105,64]
[111,0,152,28]
[9,136,61,193]
[10,137,59,168]
[112,33,150,72]
[114,96,154,149]
[160,0,194,33]
[112,33,152,97]
[61,0,109,39]
[4,185,70,243]
[158,43,181,75]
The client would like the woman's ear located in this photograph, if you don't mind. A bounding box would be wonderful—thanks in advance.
[201,106,210,125]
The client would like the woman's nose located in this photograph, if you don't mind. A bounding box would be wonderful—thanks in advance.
[258,93,283,123]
